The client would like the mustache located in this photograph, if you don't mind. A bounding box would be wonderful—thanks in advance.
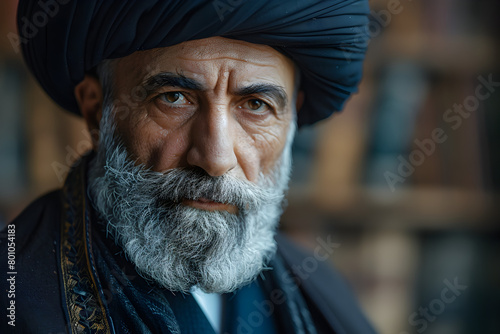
[98,138,283,214]
[153,167,281,212]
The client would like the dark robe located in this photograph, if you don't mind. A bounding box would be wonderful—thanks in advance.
[0,160,376,334]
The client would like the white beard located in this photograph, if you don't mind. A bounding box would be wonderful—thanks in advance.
[87,105,295,293]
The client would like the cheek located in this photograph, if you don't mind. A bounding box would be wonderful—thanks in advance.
[116,112,189,171]
[149,134,190,171]
[240,121,290,180]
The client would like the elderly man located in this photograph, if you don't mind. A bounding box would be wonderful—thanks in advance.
[1,0,374,333]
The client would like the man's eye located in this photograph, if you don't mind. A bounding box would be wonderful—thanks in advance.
[158,92,189,105]
[243,99,270,113]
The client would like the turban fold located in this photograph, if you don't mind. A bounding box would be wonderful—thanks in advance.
[17,0,369,126]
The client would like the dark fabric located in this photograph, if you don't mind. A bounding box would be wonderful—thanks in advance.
[276,234,377,334]
[0,191,67,334]
[0,186,377,334]
[91,222,181,334]
[222,277,279,334]
[264,255,319,334]
[17,0,369,127]
[163,292,215,334]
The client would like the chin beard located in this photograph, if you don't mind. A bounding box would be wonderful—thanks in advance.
[87,106,295,293]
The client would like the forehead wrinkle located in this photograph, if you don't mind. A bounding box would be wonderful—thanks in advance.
[178,36,279,55]
[177,56,279,68]
[205,65,231,100]
[172,59,287,97]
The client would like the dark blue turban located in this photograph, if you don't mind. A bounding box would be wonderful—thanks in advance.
[17,0,369,126]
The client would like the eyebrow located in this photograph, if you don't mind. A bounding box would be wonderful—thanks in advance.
[143,72,288,109]
[235,83,288,110]
[143,72,204,93]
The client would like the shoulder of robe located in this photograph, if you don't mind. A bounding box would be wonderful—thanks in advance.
[275,231,378,334]
[0,190,68,334]
[3,190,63,251]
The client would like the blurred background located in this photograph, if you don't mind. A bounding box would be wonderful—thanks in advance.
[0,0,499,333]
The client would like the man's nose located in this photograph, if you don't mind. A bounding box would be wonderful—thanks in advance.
[186,107,238,177]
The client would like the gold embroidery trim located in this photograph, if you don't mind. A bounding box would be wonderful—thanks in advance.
[60,161,111,333]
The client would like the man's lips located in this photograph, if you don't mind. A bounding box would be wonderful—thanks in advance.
[181,197,238,214]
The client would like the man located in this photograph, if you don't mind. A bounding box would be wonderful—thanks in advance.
[1,1,374,333]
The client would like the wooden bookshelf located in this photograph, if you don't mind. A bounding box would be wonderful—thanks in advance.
[282,186,499,231]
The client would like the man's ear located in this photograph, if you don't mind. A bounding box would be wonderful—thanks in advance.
[295,90,305,114]
[74,75,103,149]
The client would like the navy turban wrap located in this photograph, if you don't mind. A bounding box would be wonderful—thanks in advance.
[17,0,369,126]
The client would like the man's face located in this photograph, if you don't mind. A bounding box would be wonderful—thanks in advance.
[86,37,299,293]
[111,36,296,190]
